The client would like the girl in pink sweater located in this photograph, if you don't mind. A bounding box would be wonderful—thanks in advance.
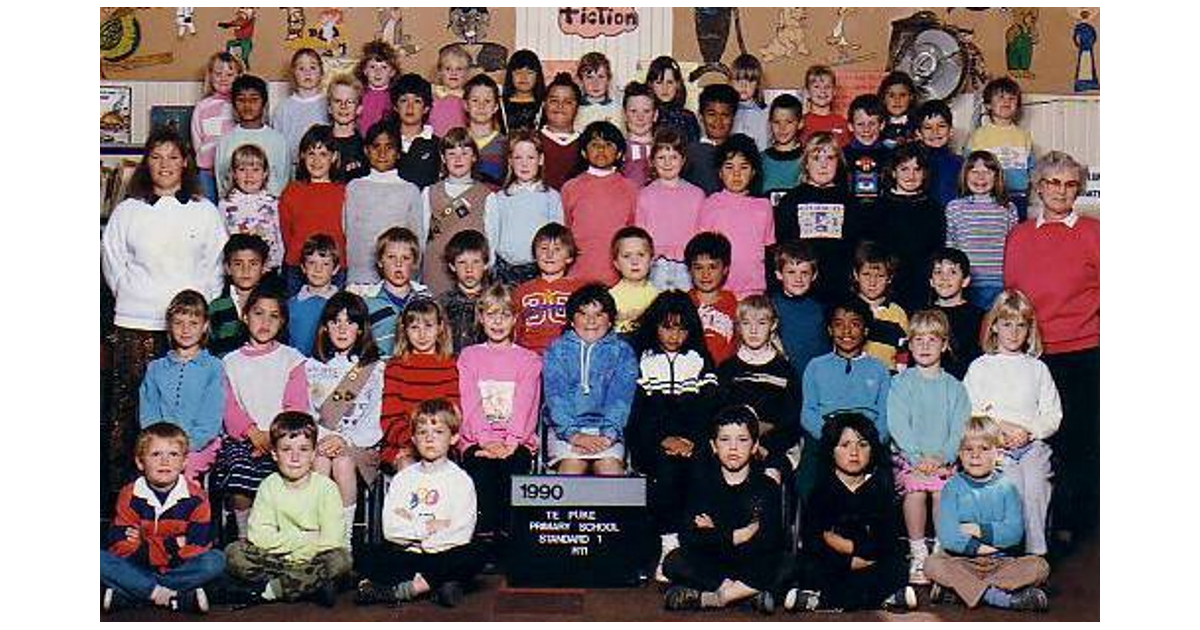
[636,129,705,291]
[562,121,639,285]
[191,52,244,202]
[456,284,543,535]
[696,134,775,298]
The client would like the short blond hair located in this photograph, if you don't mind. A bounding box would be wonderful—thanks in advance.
[135,422,189,461]
[476,283,515,319]
[908,309,950,341]
[326,72,363,100]
[980,290,1042,356]
[735,294,785,354]
[413,398,462,434]
[960,415,1004,450]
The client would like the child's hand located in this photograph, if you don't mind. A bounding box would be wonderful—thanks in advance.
[426,519,451,534]
[754,444,769,460]
[732,519,760,545]
[660,436,693,457]
[248,427,270,456]
[764,467,782,484]
[850,557,876,571]
[124,527,141,544]
[318,435,346,457]
[480,442,508,458]
[570,434,609,454]
[694,513,715,529]
[500,443,519,458]
[959,522,982,538]
[822,530,854,555]
[393,448,414,470]
[393,507,413,521]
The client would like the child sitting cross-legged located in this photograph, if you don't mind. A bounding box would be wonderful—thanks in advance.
[924,416,1051,612]
[662,405,785,614]
[356,399,485,609]
[223,412,352,608]
[101,423,226,615]
[543,283,639,475]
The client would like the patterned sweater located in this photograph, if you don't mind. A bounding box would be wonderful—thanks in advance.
[380,353,460,465]
[105,476,214,573]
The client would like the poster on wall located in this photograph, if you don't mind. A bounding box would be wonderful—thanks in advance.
[100,85,133,145]
[558,7,639,38]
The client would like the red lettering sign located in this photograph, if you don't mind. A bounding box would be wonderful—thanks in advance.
[558,7,639,38]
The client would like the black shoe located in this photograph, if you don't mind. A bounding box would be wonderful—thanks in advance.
[750,591,776,615]
[664,585,702,611]
[354,579,398,606]
[1009,587,1049,612]
[433,581,464,608]
[312,581,338,608]
[169,588,209,614]
[221,580,268,609]
[101,586,134,614]
[882,585,918,612]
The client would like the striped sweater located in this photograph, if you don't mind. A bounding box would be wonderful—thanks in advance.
[105,476,214,573]
[944,194,1019,287]
[380,353,460,465]
[628,349,720,471]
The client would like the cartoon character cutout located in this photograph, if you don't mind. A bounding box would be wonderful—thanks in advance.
[218,7,256,69]
[282,7,306,41]
[1073,9,1099,92]
[446,8,509,73]
[761,8,810,63]
[175,8,195,38]
[1005,8,1039,79]
[378,8,421,58]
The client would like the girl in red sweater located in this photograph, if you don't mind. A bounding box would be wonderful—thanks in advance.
[380,298,459,473]
[279,125,346,295]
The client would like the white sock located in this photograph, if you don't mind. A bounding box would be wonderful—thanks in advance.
[234,509,250,540]
[928,536,943,555]
[343,504,357,551]
[909,538,928,561]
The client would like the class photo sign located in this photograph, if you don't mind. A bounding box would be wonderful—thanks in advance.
[558,7,640,38]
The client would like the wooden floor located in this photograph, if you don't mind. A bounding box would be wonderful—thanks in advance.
[103,529,1099,622]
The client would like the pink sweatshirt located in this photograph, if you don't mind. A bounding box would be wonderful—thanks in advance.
[696,190,775,298]
[635,179,706,261]
[562,169,638,285]
[429,95,467,137]
[191,94,235,170]
[456,342,543,453]
[358,86,393,138]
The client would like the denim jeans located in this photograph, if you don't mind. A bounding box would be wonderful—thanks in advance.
[198,170,218,204]
[100,549,226,601]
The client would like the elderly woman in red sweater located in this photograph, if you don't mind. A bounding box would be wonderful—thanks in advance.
[1002,150,1098,550]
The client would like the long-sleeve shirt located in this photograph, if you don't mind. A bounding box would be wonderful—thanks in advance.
[513,276,583,355]
[805,466,899,571]
[680,464,783,566]
[945,194,1019,288]
[139,349,225,451]
[962,353,1062,440]
[429,93,467,137]
[543,330,638,442]
[278,180,347,267]
[761,146,804,196]
[1003,213,1100,354]
[697,191,776,298]
[801,352,891,442]
[222,342,309,439]
[887,368,971,464]
[733,101,770,152]
[562,169,638,284]
[398,126,442,189]
[635,179,706,262]
[342,171,421,283]
[658,104,701,145]
[215,125,291,198]
[876,190,946,311]
[271,93,329,167]
[629,349,721,469]
[683,139,721,195]
[772,183,861,301]
[383,459,477,554]
[106,476,214,572]
[771,290,830,379]
[457,343,543,453]
[690,290,739,367]
[925,145,965,210]
[474,131,508,187]
[101,193,228,331]
[484,182,563,266]
[380,353,460,465]
[286,285,336,357]
[358,86,392,139]
[218,189,285,270]
[575,98,624,132]
[717,352,800,470]
[248,472,344,562]
[609,280,660,334]
[800,112,850,148]
[937,471,1025,556]
[540,129,583,191]
[305,354,385,448]
[936,301,985,380]
[351,281,433,358]
[191,93,235,170]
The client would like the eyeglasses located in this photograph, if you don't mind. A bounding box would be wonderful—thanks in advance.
[1040,178,1081,191]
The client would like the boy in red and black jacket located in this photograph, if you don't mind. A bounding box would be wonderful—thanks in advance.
[101,423,225,615]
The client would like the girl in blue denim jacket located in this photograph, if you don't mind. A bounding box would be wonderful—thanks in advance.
[543,283,639,475]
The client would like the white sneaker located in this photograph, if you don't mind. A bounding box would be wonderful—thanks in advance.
[908,556,930,585]
[784,588,821,612]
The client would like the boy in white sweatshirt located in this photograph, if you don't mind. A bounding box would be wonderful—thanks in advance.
[354,399,483,608]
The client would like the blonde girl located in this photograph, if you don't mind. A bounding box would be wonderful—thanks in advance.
[380,298,458,473]
[192,51,245,201]
[962,289,1061,555]
[273,48,330,167]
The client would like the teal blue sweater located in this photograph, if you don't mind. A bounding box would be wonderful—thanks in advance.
[937,471,1025,556]
[886,368,970,464]
[800,352,890,442]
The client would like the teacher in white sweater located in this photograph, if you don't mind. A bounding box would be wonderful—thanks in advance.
[101,127,228,498]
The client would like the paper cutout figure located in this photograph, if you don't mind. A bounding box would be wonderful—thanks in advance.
[760,8,810,63]
[282,8,306,41]
[826,8,875,67]
[100,8,174,77]
[218,8,256,69]
[1005,7,1038,78]
[285,8,348,58]
[378,8,421,57]
[690,8,746,82]
[176,8,196,38]
[1073,10,1099,92]
[445,8,509,73]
